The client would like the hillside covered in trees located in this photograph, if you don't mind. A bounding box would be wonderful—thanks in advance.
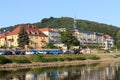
[0,17,120,40]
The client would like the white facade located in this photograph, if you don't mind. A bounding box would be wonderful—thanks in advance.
[49,28,61,44]
[73,29,105,47]
[40,28,61,44]
[104,34,114,49]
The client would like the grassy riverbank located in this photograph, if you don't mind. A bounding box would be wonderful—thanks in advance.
[0,54,117,64]
[0,54,119,70]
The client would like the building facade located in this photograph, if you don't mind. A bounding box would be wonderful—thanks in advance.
[73,28,104,47]
[39,27,61,44]
[0,25,48,49]
[104,34,114,49]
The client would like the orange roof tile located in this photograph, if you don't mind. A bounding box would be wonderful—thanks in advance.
[8,24,48,37]
[0,32,9,39]
[104,34,112,38]
[39,27,53,31]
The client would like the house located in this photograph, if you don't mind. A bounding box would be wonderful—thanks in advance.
[39,27,67,49]
[39,27,61,44]
[0,32,9,48]
[0,24,48,49]
[104,34,114,49]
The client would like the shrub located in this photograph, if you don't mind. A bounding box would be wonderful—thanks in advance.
[40,58,49,62]
[59,58,65,61]
[88,56,100,60]
[66,57,73,61]
[29,55,43,62]
[75,57,86,60]
[0,55,11,64]
[48,58,58,62]
[11,57,30,63]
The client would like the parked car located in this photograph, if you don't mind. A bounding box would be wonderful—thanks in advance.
[14,50,25,55]
[50,50,59,55]
[0,51,4,55]
[63,50,74,54]
[38,50,47,54]
[25,51,32,55]
[30,50,39,54]
[3,50,14,55]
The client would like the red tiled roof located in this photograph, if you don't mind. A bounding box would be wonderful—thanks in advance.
[104,34,112,38]
[8,24,48,37]
[8,25,22,35]
[0,32,9,39]
[39,27,53,31]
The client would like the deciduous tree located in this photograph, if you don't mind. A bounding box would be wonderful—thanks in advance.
[60,29,80,50]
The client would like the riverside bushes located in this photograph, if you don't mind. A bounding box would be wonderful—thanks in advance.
[28,55,43,62]
[88,55,100,60]
[0,55,11,64]
[0,54,101,64]
[11,56,31,63]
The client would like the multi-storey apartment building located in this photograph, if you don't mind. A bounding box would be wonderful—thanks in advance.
[73,18,114,49]
[73,28,114,49]
[39,27,66,48]
[0,25,48,49]
[73,28,104,47]
[39,28,61,44]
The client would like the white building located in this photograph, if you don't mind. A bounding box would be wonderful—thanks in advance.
[104,34,114,49]
[39,27,65,48]
[73,28,104,47]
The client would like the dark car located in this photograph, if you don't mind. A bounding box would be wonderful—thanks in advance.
[3,50,14,55]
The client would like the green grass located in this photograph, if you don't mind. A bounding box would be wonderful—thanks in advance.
[0,55,11,64]
[2,54,119,64]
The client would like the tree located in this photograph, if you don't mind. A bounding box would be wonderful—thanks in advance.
[18,27,29,49]
[60,29,80,50]
[116,30,120,49]
[45,43,57,49]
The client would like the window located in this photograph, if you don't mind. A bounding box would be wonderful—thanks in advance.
[31,32,35,35]
[35,36,38,39]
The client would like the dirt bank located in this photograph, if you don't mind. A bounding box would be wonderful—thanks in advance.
[0,57,120,71]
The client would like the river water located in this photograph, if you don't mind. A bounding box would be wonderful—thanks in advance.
[0,62,120,80]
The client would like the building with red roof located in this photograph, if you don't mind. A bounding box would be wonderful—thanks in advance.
[0,32,10,48]
[0,24,48,49]
[104,34,114,49]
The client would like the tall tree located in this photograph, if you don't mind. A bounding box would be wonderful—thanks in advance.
[60,29,80,50]
[18,27,29,49]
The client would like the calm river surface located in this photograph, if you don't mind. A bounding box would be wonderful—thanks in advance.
[0,62,120,80]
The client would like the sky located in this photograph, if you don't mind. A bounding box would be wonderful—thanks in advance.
[0,0,120,28]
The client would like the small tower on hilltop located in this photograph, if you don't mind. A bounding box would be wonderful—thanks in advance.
[73,16,79,32]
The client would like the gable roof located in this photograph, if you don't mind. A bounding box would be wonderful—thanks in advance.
[8,24,47,37]
[39,27,53,32]
[0,32,9,39]
[104,34,112,38]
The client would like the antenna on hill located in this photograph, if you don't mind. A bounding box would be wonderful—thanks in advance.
[73,16,77,29]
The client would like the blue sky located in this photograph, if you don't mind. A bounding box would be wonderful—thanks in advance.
[0,0,120,28]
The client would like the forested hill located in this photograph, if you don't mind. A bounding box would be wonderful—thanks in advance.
[0,17,120,40]
[32,17,120,40]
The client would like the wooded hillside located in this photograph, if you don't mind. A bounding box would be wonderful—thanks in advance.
[0,17,120,40]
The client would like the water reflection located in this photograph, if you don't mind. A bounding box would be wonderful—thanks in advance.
[0,63,120,80]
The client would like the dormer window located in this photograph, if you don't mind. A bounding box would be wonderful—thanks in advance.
[31,32,35,35]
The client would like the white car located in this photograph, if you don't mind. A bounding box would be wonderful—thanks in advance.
[25,51,33,55]
[0,51,4,55]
